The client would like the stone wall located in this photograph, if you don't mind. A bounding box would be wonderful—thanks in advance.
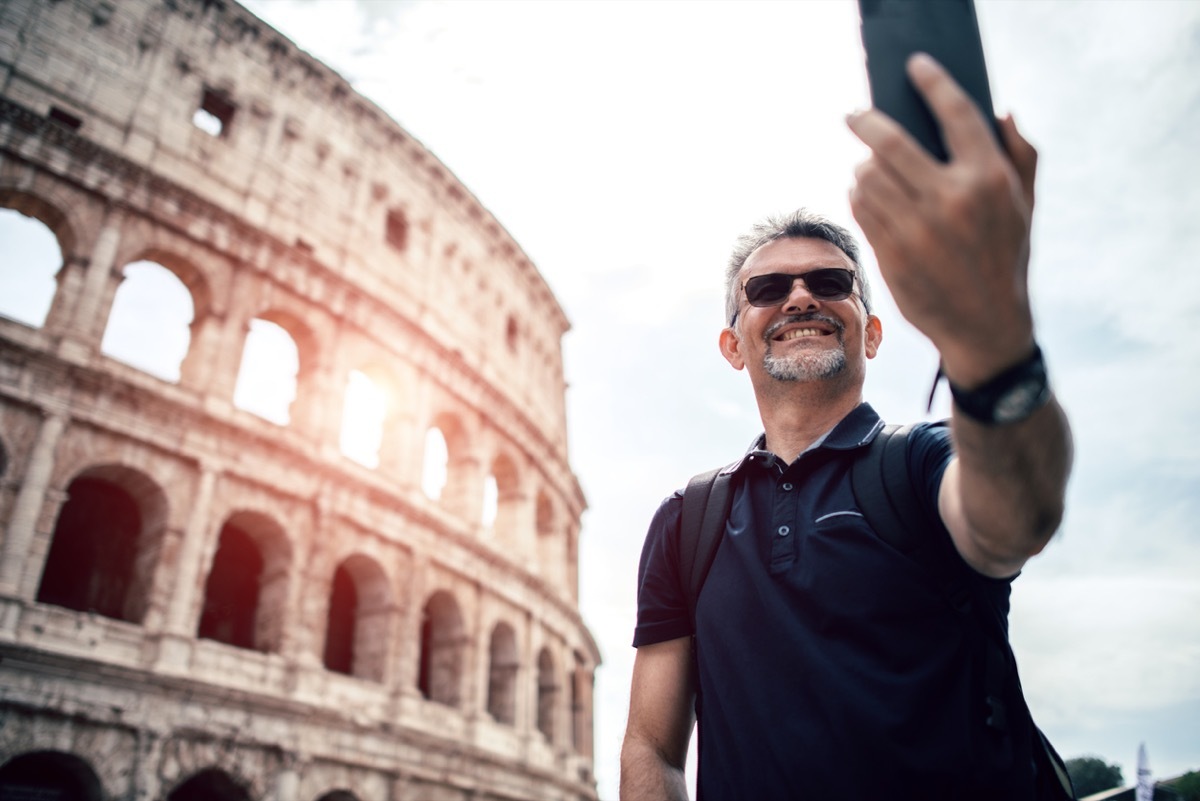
[0,0,598,799]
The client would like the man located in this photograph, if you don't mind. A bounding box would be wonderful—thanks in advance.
[620,54,1073,800]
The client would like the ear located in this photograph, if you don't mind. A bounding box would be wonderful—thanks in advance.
[719,326,746,371]
[865,314,883,359]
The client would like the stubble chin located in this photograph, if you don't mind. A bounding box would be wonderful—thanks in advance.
[763,348,847,382]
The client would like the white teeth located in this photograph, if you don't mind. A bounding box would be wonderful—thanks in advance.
[778,328,823,341]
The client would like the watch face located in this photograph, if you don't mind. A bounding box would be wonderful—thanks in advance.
[994,378,1046,424]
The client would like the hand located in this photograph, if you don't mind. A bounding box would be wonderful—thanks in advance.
[847,53,1039,388]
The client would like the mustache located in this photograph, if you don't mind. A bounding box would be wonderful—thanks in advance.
[763,313,844,342]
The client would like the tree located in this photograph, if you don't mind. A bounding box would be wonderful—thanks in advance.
[1066,756,1124,797]
[1174,770,1200,801]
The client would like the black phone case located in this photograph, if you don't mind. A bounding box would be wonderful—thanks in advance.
[859,0,999,162]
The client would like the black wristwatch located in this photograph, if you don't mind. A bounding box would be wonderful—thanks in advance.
[948,345,1051,425]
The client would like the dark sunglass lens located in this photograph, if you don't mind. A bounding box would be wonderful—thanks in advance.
[806,269,854,299]
[745,274,793,306]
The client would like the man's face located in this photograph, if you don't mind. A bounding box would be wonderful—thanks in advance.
[720,236,881,387]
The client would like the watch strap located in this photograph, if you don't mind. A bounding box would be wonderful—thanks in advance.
[948,344,1050,425]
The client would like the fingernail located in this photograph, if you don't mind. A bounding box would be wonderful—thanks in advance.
[908,52,936,71]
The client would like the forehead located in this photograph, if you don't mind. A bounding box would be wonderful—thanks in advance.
[740,236,856,279]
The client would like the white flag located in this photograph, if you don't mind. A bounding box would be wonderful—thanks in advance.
[1136,742,1153,801]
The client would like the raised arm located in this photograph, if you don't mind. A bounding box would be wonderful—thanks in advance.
[847,54,1072,577]
[620,636,695,801]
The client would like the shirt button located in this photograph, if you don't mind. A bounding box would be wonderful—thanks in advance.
[782,482,794,491]
[778,525,790,537]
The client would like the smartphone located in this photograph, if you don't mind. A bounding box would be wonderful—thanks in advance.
[858,0,1000,162]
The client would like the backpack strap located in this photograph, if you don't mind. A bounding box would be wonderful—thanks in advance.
[680,465,735,624]
[850,423,923,555]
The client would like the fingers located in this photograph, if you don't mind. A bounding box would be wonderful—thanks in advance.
[906,53,996,163]
[846,107,938,191]
[851,155,914,220]
[999,113,1039,209]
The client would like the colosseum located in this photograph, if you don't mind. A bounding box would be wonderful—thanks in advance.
[0,0,600,799]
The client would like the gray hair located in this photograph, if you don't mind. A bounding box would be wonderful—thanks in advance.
[724,209,873,325]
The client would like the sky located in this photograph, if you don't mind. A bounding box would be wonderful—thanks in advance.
[6,0,1200,798]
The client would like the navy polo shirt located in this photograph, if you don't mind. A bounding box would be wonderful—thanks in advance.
[634,403,1030,800]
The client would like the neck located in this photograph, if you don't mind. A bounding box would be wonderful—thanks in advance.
[753,376,863,464]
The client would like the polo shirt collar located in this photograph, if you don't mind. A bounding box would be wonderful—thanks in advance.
[722,402,885,475]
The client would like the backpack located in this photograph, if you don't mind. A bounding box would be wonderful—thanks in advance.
[679,424,1076,800]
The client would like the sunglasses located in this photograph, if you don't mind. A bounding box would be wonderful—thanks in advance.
[741,268,857,310]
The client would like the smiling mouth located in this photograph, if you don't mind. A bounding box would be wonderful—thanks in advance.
[774,327,832,342]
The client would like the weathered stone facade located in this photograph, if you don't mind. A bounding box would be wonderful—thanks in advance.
[0,1,599,799]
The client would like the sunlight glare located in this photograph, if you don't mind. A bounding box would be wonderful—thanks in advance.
[340,370,387,468]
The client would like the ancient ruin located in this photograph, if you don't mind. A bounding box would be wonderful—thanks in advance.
[0,0,599,798]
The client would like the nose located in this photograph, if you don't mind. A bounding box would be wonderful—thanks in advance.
[782,276,820,314]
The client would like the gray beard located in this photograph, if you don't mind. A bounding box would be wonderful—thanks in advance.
[763,346,847,382]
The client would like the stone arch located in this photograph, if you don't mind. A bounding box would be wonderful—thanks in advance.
[36,463,169,624]
[100,259,196,381]
[323,553,392,682]
[535,646,558,743]
[0,750,104,801]
[486,620,519,725]
[0,188,78,259]
[233,308,316,426]
[115,246,214,323]
[197,510,292,653]
[423,411,469,508]
[166,767,252,801]
[315,791,360,801]
[485,451,520,540]
[0,206,63,328]
[417,589,465,707]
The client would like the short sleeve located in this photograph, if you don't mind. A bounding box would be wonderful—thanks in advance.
[632,491,694,648]
[906,420,1018,598]
[905,420,955,525]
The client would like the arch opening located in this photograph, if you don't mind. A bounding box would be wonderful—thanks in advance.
[536,647,558,743]
[421,427,448,501]
[196,513,290,655]
[487,621,518,725]
[0,750,103,801]
[417,590,464,707]
[0,207,60,328]
[100,260,194,382]
[166,768,252,801]
[233,318,299,425]
[37,472,163,624]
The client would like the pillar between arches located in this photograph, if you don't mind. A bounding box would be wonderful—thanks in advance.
[0,411,67,597]
[56,217,121,362]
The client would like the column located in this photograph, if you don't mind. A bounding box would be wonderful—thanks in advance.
[155,465,217,669]
[57,214,121,361]
[0,412,67,597]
